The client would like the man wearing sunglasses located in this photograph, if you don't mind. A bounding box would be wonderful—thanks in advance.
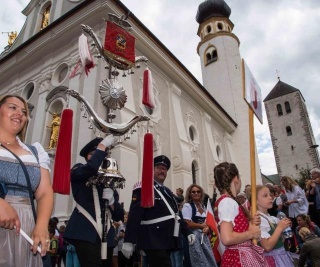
[122,155,195,267]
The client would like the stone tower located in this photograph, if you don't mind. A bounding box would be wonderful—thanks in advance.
[264,80,319,178]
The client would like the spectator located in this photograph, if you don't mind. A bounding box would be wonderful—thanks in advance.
[236,192,251,211]
[274,184,288,216]
[182,184,218,267]
[298,227,320,267]
[295,214,320,250]
[308,168,320,227]
[280,176,309,230]
[174,188,184,210]
[57,225,67,267]
[48,228,58,267]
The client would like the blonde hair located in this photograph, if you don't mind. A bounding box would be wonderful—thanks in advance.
[299,227,310,239]
[0,95,29,142]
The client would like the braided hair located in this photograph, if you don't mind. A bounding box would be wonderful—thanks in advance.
[214,162,250,219]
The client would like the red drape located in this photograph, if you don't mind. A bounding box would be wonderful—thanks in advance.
[141,132,154,207]
[142,67,155,109]
[52,109,73,195]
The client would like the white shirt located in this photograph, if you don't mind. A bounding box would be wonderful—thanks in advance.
[285,185,308,217]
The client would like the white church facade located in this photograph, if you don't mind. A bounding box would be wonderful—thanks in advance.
[0,0,261,220]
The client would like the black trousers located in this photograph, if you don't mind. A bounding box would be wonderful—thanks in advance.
[144,249,172,267]
[73,239,101,267]
[72,239,114,267]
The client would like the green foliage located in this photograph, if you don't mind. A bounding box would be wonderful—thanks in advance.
[295,167,310,189]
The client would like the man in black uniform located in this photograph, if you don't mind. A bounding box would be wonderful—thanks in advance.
[64,135,124,267]
[122,155,195,267]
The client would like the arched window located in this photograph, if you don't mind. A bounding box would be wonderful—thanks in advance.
[277,104,283,116]
[204,46,218,65]
[285,101,291,113]
[286,126,292,136]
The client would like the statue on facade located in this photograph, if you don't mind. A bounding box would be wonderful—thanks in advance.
[41,8,50,30]
[47,113,61,149]
[8,31,17,46]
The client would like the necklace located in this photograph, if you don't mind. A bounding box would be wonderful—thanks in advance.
[0,139,16,145]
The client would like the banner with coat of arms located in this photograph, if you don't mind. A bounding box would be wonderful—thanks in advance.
[103,21,136,69]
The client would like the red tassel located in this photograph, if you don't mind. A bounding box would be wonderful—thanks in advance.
[52,109,73,195]
[142,68,155,109]
[141,132,154,207]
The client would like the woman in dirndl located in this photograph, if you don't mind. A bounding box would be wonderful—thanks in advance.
[0,94,53,267]
[182,184,218,267]
[214,162,268,267]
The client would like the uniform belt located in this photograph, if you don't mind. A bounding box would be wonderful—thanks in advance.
[141,214,175,225]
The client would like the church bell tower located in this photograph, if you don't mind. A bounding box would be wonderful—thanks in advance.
[196,0,242,122]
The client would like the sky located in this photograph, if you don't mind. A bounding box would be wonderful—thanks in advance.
[1,0,320,175]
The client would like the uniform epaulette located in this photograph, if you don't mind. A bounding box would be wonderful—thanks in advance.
[133,181,142,190]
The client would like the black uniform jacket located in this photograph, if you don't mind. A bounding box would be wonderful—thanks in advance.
[124,182,186,250]
[64,149,124,246]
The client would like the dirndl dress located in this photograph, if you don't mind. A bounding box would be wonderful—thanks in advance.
[0,142,46,267]
[215,195,267,267]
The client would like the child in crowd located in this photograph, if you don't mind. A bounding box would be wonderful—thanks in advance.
[256,185,294,267]
[213,162,266,267]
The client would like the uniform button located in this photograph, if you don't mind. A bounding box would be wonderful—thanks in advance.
[157,226,159,229]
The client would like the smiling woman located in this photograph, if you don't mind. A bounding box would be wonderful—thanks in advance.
[0,94,54,267]
[182,184,218,267]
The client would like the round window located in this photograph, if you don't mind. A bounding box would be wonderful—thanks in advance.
[22,83,35,100]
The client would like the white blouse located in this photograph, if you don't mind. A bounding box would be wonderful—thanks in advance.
[182,202,206,221]
[0,137,50,171]
[258,212,279,239]
[217,197,239,226]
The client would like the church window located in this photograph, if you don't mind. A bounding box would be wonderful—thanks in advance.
[22,82,35,101]
[285,101,291,113]
[217,22,224,31]
[204,46,218,65]
[206,25,212,34]
[189,126,195,141]
[277,104,283,116]
[286,126,292,136]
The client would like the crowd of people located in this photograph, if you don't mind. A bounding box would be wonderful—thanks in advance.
[0,93,320,267]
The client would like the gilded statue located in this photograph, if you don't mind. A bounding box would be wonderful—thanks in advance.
[41,7,50,30]
[8,31,17,46]
[47,113,61,149]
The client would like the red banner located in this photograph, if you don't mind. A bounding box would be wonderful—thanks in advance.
[104,21,135,68]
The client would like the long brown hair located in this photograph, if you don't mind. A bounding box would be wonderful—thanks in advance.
[184,184,204,203]
[0,94,30,142]
[214,162,250,219]
[280,176,297,192]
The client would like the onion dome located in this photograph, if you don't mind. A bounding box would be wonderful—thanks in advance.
[196,0,231,24]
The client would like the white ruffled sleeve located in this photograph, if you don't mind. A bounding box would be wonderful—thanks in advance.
[218,197,239,226]
[32,142,51,171]
[182,203,193,221]
[260,214,279,239]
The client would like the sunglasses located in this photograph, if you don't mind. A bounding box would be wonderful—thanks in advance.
[191,190,201,194]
